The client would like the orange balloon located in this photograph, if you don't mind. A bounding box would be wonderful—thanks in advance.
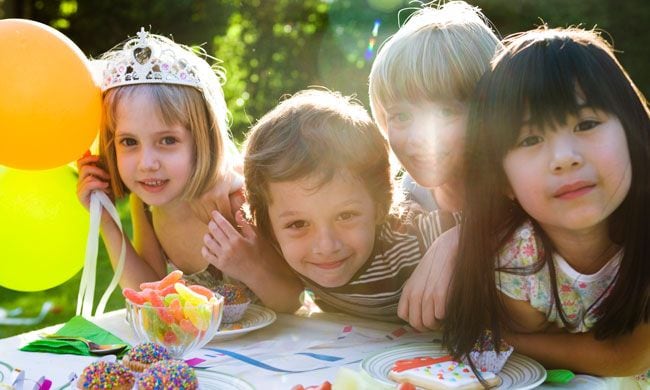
[0,19,100,170]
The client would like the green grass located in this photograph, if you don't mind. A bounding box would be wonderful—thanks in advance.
[0,199,131,339]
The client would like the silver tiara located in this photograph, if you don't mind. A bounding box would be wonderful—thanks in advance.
[101,28,203,92]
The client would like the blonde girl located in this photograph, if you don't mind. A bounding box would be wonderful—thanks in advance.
[76,29,297,310]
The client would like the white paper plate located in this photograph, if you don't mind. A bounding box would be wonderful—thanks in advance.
[0,360,13,384]
[196,369,254,390]
[362,342,546,390]
[212,304,276,342]
[537,374,608,389]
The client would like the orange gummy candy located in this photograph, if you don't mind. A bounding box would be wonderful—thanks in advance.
[188,284,214,300]
[157,270,184,290]
[122,288,146,305]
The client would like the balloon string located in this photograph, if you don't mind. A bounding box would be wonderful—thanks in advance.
[76,193,99,317]
[76,191,125,318]
[95,193,125,316]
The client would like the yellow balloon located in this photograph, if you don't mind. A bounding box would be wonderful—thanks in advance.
[0,19,100,170]
[0,166,88,291]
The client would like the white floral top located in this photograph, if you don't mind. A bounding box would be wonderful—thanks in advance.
[496,220,622,333]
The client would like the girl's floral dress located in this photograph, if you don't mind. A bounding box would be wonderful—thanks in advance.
[496,221,648,387]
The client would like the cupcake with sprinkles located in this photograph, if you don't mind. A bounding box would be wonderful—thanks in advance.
[76,360,135,389]
[136,359,198,390]
[121,342,172,373]
[462,329,514,373]
[214,283,251,323]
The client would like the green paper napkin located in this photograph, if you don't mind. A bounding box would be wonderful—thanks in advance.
[20,315,131,357]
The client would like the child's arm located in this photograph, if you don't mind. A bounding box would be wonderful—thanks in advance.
[398,225,459,331]
[500,294,553,333]
[504,323,650,377]
[202,210,304,313]
[501,293,650,376]
[190,170,245,224]
[76,155,165,289]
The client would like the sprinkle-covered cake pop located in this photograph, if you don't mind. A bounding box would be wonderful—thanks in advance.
[76,360,135,390]
[136,359,198,390]
[214,283,251,323]
[121,342,172,372]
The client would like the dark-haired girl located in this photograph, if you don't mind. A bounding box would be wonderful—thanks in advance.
[444,27,649,383]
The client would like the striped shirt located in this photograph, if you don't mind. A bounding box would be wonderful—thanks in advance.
[300,203,460,322]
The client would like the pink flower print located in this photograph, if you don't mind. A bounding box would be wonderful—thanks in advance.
[560,284,573,293]
[523,243,535,257]
[578,282,587,289]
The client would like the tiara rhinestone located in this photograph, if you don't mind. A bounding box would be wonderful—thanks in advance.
[101,28,203,92]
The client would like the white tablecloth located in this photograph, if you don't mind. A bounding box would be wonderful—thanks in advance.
[0,309,435,389]
[0,309,634,389]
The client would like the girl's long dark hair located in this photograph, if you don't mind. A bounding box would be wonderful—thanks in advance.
[443,27,650,360]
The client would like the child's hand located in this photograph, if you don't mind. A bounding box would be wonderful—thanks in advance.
[76,153,112,211]
[398,225,460,331]
[201,209,265,282]
[191,171,244,224]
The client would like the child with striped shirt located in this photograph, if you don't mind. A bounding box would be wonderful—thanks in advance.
[202,89,459,322]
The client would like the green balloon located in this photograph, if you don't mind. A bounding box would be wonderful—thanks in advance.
[0,166,88,291]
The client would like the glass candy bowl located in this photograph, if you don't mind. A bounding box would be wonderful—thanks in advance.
[125,295,224,358]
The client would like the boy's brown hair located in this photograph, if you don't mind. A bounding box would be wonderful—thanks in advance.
[244,89,393,240]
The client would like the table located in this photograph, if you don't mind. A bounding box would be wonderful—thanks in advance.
[0,309,632,389]
[1,309,435,389]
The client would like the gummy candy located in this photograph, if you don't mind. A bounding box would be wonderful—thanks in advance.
[163,329,179,345]
[188,284,214,300]
[157,270,183,290]
[123,287,146,305]
[184,302,212,332]
[175,283,208,306]
[158,284,179,296]
[179,318,199,337]
[163,293,180,306]
[169,298,184,322]
[123,271,224,355]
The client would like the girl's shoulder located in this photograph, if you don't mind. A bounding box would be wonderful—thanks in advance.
[497,220,541,268]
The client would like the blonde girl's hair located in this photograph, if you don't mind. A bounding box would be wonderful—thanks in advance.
[100,83,229,200]
[98,34,235,200]
[368,0,500,132]
[244,89,393,241]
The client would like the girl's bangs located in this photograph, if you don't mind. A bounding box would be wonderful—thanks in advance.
[485,33,624,153]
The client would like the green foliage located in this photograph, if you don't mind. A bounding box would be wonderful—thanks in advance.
[9,0,647,138]
[476,0,649,111]
[214,0,408,139]
[215,0,331,139]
